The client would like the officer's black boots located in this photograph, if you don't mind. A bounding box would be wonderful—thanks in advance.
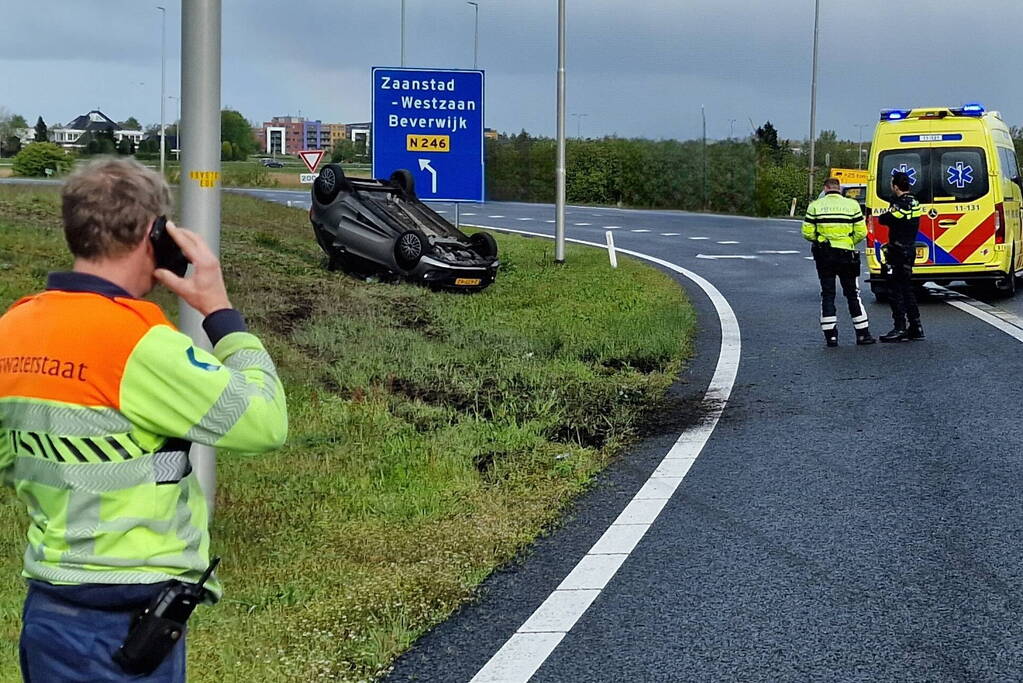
[880,328,908,343]
[907,320,925,340]
[824,329,839,347]
[855,328,876,345]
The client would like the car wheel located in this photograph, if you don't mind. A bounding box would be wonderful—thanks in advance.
[313,164,350,205]
[395,230,428,270]
[468,231,498,258]
[390,169,416,198]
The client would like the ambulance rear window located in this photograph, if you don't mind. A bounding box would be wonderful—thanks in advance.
[877,147,988,204]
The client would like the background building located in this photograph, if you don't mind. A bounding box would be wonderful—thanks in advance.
[50,110,143,149]
[258,116,338,154]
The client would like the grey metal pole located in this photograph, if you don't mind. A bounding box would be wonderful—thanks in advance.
[401,0,406,67]
[468,2,479,69]
[555,0,567,263]
[181,0,221,514]
[855,123,867,169]
[702,105,708,211]
[808,0,821,197]
[158,6,166,177]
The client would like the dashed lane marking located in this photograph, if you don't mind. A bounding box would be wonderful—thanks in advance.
[717,240,740,245]
[575,222,593,226]
[696,254,757,260]
[489,215,506,218]
[468,225,741,683]
[689,237,709,240]
[517,218,534,221]
[661,233,681,236]
[604,226,623,230]
[758,250,801,255]
[631,229,651,233]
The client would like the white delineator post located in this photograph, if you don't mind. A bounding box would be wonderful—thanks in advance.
[790,197,798,217]
[180,0,222,514]
[606,230,618,268]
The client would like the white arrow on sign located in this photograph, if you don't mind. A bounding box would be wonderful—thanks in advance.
[419,159,438,194]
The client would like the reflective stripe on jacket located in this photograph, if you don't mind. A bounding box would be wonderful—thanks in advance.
[0,273,288,599]
[801,191,867,251]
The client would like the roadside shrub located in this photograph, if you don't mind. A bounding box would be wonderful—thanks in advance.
[11,143,70,177]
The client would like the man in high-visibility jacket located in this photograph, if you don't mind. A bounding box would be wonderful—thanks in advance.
[802,177,875,347]
[0,158,288,681]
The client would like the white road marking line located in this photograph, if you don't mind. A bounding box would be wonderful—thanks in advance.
[631,229,651,233]
[661,233,681,236]
[436,210,448,214]
[545,220,556,223]
[462,212,477,216]
[717,240,740,245]
[804,257,815,260]
[467,225,741,683]
[696,254,757,260]
[930,285,1023,343]
[758,250,800,255]
[489,215,505,218]
[689,237,709,240]
[575,222,593,226]
[517,218,534,221]
[604,226,623,230]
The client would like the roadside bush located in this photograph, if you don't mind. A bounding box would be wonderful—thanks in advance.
[11,143,70,177]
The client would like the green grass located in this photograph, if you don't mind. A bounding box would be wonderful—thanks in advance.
[0,187,695,681]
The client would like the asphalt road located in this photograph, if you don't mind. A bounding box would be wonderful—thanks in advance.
[11,176,1023,680]
[237,189,1023,682]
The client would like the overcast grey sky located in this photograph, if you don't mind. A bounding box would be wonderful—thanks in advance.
[1,1,1020,142]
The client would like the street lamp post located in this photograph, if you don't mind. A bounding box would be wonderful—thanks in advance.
[855,123,869,169]
[555,0,567,263]
[400,0,406,66]
[180,0,222,513]
[158,5,166,176]
[807,0,821,197]
[169,95,181,159]
[467,2,479,69]
[702,105,708,211]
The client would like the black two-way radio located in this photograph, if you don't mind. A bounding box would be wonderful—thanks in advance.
[113,557,220,675]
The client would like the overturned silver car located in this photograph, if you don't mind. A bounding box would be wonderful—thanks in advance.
[310,164,499,291]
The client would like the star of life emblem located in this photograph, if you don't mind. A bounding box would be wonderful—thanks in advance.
[892,164,918,186]
[947,161,974,190]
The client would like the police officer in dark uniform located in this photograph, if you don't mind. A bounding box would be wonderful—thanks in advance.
[878,171,925,342]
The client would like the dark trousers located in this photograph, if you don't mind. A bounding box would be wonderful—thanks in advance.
[884,243,920,329]
[20,581,186,682]
[813,244,868,333]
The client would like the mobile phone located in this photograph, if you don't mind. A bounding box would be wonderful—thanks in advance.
[150,216,190,278]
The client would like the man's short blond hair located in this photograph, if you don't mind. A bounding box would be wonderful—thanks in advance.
[61,157,171,260]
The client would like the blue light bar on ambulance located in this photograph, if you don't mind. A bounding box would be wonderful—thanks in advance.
[881,109,911,121]
[952,103,986,117]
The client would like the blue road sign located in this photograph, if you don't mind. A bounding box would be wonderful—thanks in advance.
[372,67,485,203]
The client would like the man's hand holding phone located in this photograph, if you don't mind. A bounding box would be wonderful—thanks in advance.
[152,221,233,317]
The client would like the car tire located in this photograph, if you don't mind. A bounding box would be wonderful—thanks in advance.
[468,231,498,258]
[313,164,350,205]
[395,230,429,270]
[390,169,416,198]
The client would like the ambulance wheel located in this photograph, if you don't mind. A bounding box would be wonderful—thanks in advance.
[870,281,888,303]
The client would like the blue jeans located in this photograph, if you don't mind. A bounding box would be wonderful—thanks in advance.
[20,580,186,682]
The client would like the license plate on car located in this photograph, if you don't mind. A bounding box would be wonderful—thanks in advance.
[915,246,928,263]
[455,278,482,286]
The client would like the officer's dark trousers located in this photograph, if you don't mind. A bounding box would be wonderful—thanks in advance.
[813,244,868,333]
[885,243,920,329]
[20,580,186,682]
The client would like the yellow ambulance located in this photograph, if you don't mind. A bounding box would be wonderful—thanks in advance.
[865,104,1023,298]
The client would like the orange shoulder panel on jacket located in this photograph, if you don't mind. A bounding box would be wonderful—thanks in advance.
[0,291,173,409]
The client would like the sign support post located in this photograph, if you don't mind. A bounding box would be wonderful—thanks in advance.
[180,0,221,515]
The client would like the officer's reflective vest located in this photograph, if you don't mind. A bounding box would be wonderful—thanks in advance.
[801,191,867,251]
[0,274,288,598]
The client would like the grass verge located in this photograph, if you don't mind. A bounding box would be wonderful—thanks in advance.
[0,186,695,681]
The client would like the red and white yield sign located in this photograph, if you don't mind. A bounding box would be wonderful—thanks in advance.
[298,149,325,174]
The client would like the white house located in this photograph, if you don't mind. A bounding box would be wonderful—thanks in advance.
[50,110,144,149]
